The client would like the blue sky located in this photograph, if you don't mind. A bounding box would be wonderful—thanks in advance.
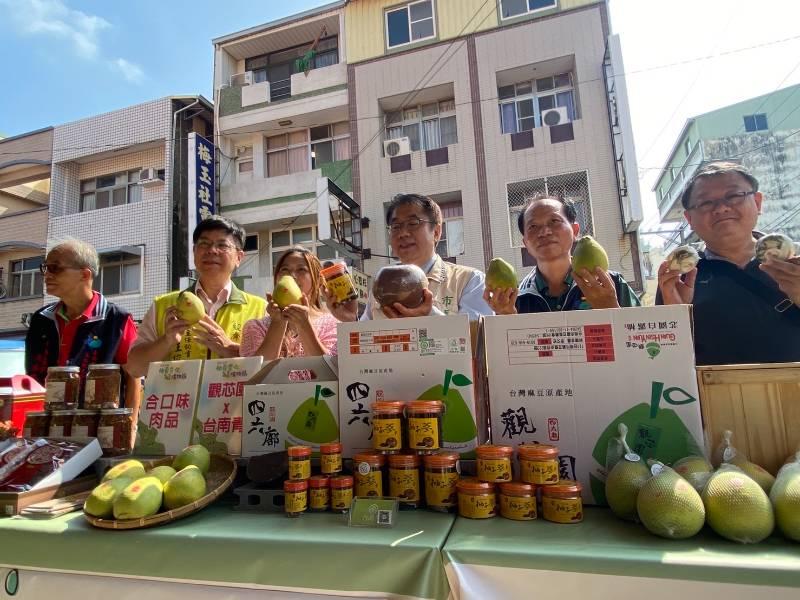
[0,0,326,136]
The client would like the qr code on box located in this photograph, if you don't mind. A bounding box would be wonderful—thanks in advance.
[377,510,392,525]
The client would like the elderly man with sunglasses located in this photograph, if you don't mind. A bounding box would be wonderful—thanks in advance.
[657,161,800,365]
[126,216,266,377]
[25,239,139,410]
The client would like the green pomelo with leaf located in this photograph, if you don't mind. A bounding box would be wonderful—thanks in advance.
[485,258,518,290]
[417,369,477,444]
[173,444,211,475]
[102,459,146,483]
[113,476,164,520]
[286,384,339,444]
[163,465,207,510]
[84,477,133,518]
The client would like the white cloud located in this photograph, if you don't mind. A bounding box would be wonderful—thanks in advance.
[1,0,145,84]
[110,58,145,84]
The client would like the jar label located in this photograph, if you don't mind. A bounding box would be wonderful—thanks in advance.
[408,417,440,450]
[321,453,342,474]
[72,425,89,441]
[424,471,459,507]
[310,487,330,510]
[520,458,559,484]
[458,492,496,519]
[542,497,583,523]
[373,418,402,451]
[331,487,353,510]
[50,425,65,439]
[389,468,420,502]
[355,471,382,497]
[45,381,66,407]
[477,458,512,482]
[326,273,357,304]
[285,490,307,514]
[97,425,114,448]
[84,380,97,407]
[288,459,311,480]
[500,494,537,520]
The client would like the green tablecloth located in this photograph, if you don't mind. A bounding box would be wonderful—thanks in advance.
[0,505,455,600]
[443,507,800,589]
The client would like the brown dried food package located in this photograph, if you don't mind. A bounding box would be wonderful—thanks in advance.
[0,438,82,492]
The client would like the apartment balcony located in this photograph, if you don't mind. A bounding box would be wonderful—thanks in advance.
[658,141,704,223]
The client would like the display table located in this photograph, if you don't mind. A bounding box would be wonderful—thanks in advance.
[442,507,800,600]
[0,505,455,600]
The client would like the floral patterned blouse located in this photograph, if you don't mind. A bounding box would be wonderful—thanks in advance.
[239,312,339,358]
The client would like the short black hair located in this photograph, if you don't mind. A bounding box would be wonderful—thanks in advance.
[681,161,759,209]
[517,195,577,234]
[192,216,246,249]
[385,193,443,226]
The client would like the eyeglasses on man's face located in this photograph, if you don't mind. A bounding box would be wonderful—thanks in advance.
[387,217,435,234]
[39,263,82,275]
[194,239,240,253]
[687,190,755,214]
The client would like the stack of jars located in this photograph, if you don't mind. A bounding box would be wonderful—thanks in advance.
[22,363,131,457]
[456,443,584,524]
[283,443,354,518]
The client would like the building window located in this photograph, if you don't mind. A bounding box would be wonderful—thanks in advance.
[93,251,141,296]
[500,0,557,20]
[743,113,768,132]
[9,257,43,298]
[270,226,340,271]
[507,171,592,248]
[385,99,457,152]
[386,0,435,49]
[436,203,465,259]
[236,147,253,181]
[244,234,259,252]
[266,123,350,178]
[80,170,142,212]
[499,72,575,134]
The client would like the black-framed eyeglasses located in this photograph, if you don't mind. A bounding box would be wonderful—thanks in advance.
[387,217,435,234]
[39,263,82,275]
[687,191,755,214]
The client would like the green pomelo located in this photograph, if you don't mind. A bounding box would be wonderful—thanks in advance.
[572,235,609,273]
[729,457,776,494]
[606,459,651,521]
[770,471,800,542]
[163,465,207,510]
[102,459,146,483]
[673,455,714,492]
[113,476,164,520]
[148,466,177,484]
[485,257,518,290]
[636,469,705,539]
[84,477,133,518]
[273,275,303,308]
[173,444,211,475]
[703,471,774,544]
[286,386,339,445]
[176,291,205,325]
[417,370,477,444]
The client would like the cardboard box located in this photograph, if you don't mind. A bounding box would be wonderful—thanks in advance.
[192,357,263,455]
[483,305,704,505]
[135,360,203,455]
[337,315,480,458]
[698,362,800,475]
[242,356,339,457]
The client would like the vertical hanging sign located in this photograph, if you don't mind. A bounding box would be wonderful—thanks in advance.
[187,132,216,270]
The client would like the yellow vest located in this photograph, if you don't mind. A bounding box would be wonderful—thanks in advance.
[427,254,478,315]
[153,283,266,361]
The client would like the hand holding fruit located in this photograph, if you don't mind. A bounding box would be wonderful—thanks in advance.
[574,267,620,309]
[266,293,287,323]
[483,286,518,315]
[283,294,313,331]
[193,315,238,357]
[162,305,190,345]
[759,255,800,306]
[382,287,434,318]
[657,260,697,305]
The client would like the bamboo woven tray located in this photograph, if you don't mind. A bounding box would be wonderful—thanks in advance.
[84,454,236,530]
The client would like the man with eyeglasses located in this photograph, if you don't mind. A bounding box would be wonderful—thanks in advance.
[657,161,800,365]
[126,216,266,377]
[333,193,492,321]
[25,239,139,410]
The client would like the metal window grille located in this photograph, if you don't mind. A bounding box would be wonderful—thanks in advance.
[507,170,593,247]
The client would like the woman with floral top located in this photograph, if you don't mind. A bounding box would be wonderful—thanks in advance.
[240,246,338,359]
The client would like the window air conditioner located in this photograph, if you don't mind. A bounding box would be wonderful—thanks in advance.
[541,107,570,127]
[139,168,164,188]
[230,71,254,87]
[383,137,411,158]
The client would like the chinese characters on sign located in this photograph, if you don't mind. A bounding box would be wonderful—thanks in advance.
[247,393,283,448]
[188,132,216,270]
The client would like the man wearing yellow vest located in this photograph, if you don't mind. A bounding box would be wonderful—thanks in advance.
[330,194,492,320]
[126,216,266,377]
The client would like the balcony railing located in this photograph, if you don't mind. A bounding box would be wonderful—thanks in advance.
[660,142,704,213]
